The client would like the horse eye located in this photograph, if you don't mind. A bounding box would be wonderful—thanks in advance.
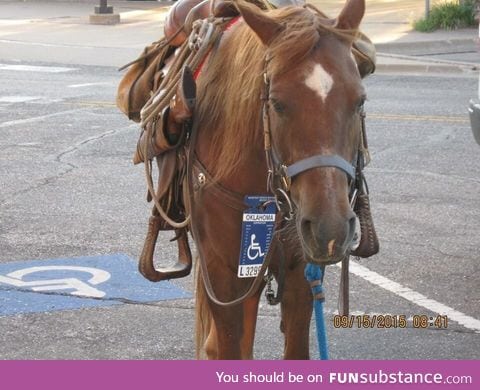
[270,98,285,114]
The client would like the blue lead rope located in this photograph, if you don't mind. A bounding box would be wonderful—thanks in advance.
[304,263,329,360]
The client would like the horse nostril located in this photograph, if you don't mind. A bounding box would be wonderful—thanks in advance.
[300,218,313,237]
[300,217,319,248]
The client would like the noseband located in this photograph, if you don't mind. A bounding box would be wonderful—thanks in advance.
[261,58,363,219]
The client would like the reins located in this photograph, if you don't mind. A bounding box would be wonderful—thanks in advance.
[187,104,287,307]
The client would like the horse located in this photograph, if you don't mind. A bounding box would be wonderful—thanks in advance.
[186,0,367,359]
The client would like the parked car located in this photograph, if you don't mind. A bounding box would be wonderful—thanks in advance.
[469,5,480,144]
[470,98,480,144]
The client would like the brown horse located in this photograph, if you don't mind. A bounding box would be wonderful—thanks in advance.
[190,0,366,359]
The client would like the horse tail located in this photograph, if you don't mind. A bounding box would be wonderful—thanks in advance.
[195,259,211,359]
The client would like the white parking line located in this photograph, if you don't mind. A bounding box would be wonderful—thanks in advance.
[343,261,480,333]
[0,108,86,128]
[0,96,42,103]
[0,64,77,73]
[68,82,111,88]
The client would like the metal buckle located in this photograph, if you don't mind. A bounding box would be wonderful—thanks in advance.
[279,164,291,192]
[263,72,269,86]
[266,169,273,192]
[349,188,358,208]
[274,188,294,221]
[197,172,206,187]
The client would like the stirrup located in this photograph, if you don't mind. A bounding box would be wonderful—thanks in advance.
[139,214,192,282]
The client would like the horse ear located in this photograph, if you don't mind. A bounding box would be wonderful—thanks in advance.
[335,0,365,31]
[235,1,284,46]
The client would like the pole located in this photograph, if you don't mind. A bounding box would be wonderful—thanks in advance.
[90,0,119,24]
[95,0,113,14]
[425,0,430,18]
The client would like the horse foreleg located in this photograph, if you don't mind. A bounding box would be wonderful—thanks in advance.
[280,261,313,359]
[240,289,263,359]
[207,304,243,359]
[204,320,218,359]
[207,287,262,360]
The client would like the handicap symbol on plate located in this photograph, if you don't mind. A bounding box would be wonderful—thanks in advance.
[0,266,111,298]
[247,234,265,260]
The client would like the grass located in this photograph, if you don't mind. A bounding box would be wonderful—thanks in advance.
[413,0,477,32]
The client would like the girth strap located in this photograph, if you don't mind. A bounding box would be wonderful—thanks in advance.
[286,154,355,180]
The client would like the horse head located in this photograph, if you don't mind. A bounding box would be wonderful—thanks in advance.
[238,0,366,265]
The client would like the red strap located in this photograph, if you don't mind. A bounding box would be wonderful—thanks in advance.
[193,16,241,80]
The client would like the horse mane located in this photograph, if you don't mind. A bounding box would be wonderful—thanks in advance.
[195,1,358,180]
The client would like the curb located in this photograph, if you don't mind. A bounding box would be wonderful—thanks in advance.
[375,63,477,74]
[375,52,479,75]
[375,37,477,55]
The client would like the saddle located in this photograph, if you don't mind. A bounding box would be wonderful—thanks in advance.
[116,0,379,284]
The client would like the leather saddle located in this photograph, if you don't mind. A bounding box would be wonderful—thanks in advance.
[165,0,238,46]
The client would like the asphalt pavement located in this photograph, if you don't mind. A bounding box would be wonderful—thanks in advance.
[0,0,479,360]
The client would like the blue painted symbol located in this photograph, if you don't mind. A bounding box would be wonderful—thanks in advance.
[238,196,276,278]
[0,254,191,316]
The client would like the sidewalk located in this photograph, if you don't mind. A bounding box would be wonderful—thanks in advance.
[0,1,173,67]
[0,0,478,73]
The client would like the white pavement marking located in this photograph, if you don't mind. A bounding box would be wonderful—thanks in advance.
[0,96,42,103]
[68,82,111,88]
[0,64,77,73]
[0,39,96,49]
[0,266,111,298]
[340,261,480,333]
[0,108,86,128]
[305,63,334,101]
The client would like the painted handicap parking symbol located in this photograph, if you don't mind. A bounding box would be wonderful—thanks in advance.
[0,254,191,316]
[0,266,110,298]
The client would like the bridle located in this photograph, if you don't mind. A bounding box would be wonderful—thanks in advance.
[261,55,364,221]
[259,53,370,310]
[186,28,370,308]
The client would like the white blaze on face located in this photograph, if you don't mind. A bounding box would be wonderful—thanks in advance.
[304,63,334,102]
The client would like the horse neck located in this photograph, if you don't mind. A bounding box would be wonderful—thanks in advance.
[195,23,268,194]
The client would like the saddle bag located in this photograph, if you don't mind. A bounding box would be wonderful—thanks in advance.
[351,187,379,258]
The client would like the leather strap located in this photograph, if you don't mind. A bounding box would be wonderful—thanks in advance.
[338,256,349,316]
[188,150,278,306]
[193,158,246,211]
[286,155,355,181]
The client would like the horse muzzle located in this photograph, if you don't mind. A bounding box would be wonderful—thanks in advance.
[298,210,359,265]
